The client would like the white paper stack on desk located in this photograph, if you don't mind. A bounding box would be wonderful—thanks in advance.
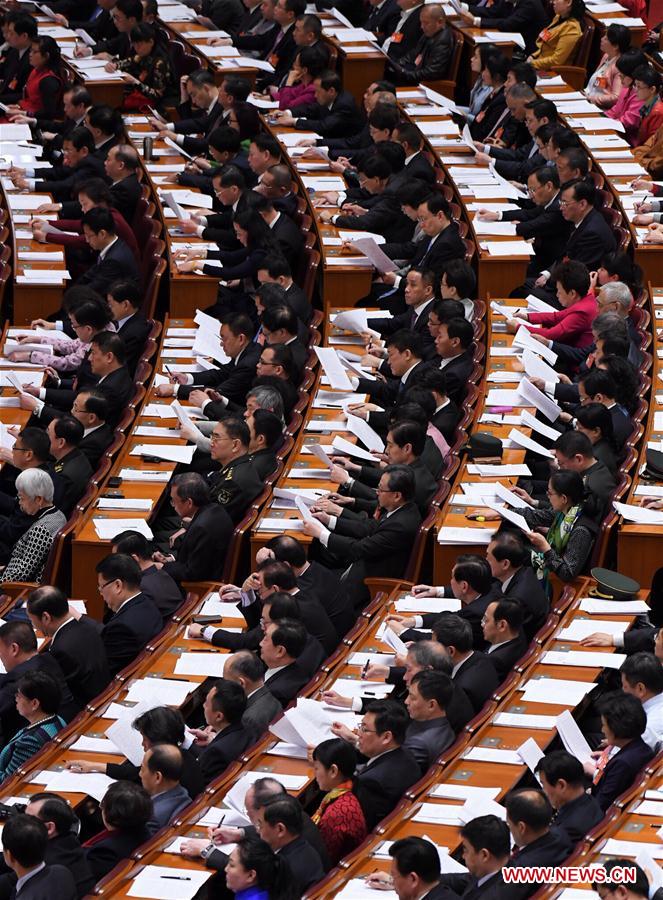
[270,697,360,747]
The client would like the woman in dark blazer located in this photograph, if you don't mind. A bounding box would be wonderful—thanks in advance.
[589,692,654,811]
[469,52,510,143]
[84,782,151,881]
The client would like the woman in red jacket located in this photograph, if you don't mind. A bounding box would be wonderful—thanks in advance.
[7,36,62,122]
[311,739,367,866]
[507,260,597,348]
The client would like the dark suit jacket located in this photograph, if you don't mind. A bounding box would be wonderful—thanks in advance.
[327,502,422,607]
[431,399,460,444]
[140,565,184,623]
[452,651,499,713]
[562,208,617,273]
[279,836,325,893]
[197,719,255,783]
[404,716,454,771]
[471,87,507,143]
[99,593,163,677]
[354,746,421,829]
[146,783,192,835]
[84,828,150,882]
[486,632,529,679]
[36,156,106,203]
[395,26,454,82]
[591,737,654,811]
[53,449,92,516]
[412,224,466,276]
[258,24,297,88]
[248,448,277,481]
[552,792,604,846]
[242,683,281,734]
[503,195,571,272]
[501,566,549,639]
[499,830,571,898]
[76,238,140,296]
[439,871,504,900]
[263,660,311,707]
[366,0,400,43]
[176,98,227,156]
[336,192,414,244]
[388,152,436,194]
[438,350,475,406]
[47,617,110,711]
[110,174,141,226]
[475,0,547,54]
[0,833,93,900]
[179,342,261,404]
[292,90,363,138]
[297,560,356,638]
[163,503,234,583]
[0,48,32,102]
[116,312,150,376]
[9,865,76,900]
[386,4,422,61]
[271,211,305,265]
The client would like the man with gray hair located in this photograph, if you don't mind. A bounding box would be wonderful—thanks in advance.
[180,775,331,871]
[224,650,281,733]
[322,640,475,733]
[153,472,233,583]
[0,470,65,584]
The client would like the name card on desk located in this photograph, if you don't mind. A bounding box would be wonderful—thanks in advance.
[127,865,212,900]
[519,678,596,705]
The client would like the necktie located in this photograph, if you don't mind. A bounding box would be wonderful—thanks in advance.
[409,308,417,328]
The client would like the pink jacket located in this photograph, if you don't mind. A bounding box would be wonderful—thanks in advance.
[29,323,116,372]
[525,292,597,347]
[275,81,316,111]
[586,55,621,109]
[607,84,642,146]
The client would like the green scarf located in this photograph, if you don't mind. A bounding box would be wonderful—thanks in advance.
[532,504,581,581]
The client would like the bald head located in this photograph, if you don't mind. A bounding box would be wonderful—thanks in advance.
[140,744,183,795]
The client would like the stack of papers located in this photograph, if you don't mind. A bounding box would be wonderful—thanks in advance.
[93,518,154,540]
[127,865,212,899]
[270,697,360,747]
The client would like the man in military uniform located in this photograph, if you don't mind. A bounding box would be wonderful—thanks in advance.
[206,417,263,523]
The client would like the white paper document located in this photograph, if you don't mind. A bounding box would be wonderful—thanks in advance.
[93,518,154,541]
[314,347,353,390]
[127,865,212,900]
[557,619,627,642]
[130,444,196,464]
[346,413,384,452]
[174,652,227,677]
[555,709,593,764]
[613,501,663,525]
[507,427,554,459]
[542,650,626,670]
[39,770,115,802]
[125,678,194,706]
[519,678,596,705]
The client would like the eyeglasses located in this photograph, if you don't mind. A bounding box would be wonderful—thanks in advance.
[558,199,576,208]
[357,724,377,733]
[210,433,231,443]
[376,486,395,493]
[97,579,115,593]
[13,447,28,453]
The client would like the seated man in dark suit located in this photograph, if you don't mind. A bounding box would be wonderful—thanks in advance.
[257,254,312,326]
[46,415,92,515]
[432,614,499,714]
[433,316,475,406]
[367,836,455,897]
[224,650,282,735]
[12,128,105,203]
[388,4,453,85]
[71,390,114,468]
[103,145,142,226]
[367,267,437,360]
[261,304,307,382]
[1,814,76,900]
[254,195,304,267]
[383,0,423,62]
[23,331,135,429]
[259,618,311,707]
[553,430,617,523]
[247,409,282,480]
[437,814,511,898]
[255,795,325,893]
[260,533,357,638]
[482,597,529,679]
[0,621,77,741]
[111,530,184,623]
[535,751,604,847]
[17,794,95,900]
[274,69,363,138]
[95,553,163,677]
[578,368,632,453]
[304,464,422,609]
[140,745,191,836]
[152,69,225,153]
[26,586,110,712]
[154,473,234,584]
[486,529,549,640]
[402,670,454,771]
[354,330,430,417]
[189,678,254,784]
[76,207,140,296]
[158,313,261,408]
[107,280,150,376]
[501,790,572,897]
[352,700,421,830]
[0,13,37,104]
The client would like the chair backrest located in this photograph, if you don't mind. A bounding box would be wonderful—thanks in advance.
[573,16,595,69]
[129,382,147,409]
[143,256,167,318]
[104,431,126,461]
[301,247,321,304]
